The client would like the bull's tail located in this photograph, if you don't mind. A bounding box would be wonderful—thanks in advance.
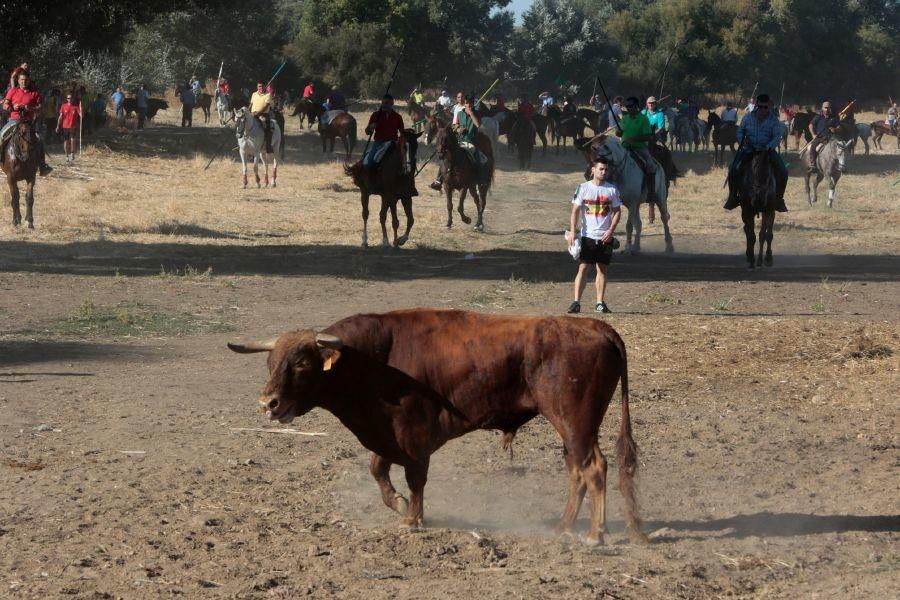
[610,331,647,542]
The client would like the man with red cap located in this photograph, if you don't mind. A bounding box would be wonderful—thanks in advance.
[3,70,52,175]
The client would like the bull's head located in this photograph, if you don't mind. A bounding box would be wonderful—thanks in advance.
[228,331,343,423]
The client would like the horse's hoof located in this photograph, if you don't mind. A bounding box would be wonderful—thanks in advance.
[446,222,452,229]
[396,235,408,247]
[461,215,472,225]
[25,221,33,230]
[381,240,389,249]
[765,258,773,267]
[242,184,247,189]
[474,224,483,232]
[272,182,277,188]
[665,244,674,253]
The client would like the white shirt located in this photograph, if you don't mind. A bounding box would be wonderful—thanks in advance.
[452,103,465,125]
[437,95,453,109]
[745,102,756,113]
[572,181,622,240]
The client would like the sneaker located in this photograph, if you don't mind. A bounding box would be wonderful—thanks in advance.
[429,180,442,191]
[566,301,581,314]
[595,301,611,314]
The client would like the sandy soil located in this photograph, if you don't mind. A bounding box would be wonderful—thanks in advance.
[0,105,898,599]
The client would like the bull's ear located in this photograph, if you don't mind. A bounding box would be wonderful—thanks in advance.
[321,348,341,371]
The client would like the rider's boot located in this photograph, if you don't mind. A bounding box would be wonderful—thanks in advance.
[429,168,443,191]
[264,121,273,154]
[722,168,740,210]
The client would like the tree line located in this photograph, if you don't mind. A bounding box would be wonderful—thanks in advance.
[3,0,897,108]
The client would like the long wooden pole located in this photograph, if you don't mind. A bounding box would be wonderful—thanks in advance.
[78,99,83,157]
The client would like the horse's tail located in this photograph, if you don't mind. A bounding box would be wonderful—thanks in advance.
[349,126,357,156]
[608,329,644,541]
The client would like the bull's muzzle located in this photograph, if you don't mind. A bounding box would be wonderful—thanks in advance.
[259,395,279,412]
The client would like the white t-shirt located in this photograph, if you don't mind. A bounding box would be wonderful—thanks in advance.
[572,181,622,240]
[452,103,465,125]
[437,95,453,109]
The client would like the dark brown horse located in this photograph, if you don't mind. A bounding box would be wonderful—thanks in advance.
[424,110,451,145]
[319,112,357,160]
[344,129,423,247]
[434,125,494,231]
[1,120,39,228]
[407,100,428,133]
[508,113,536,169]
[736,151,777,269]
[871,120,900,150]
[707,111,738,167]
[789,109,815,149]
[291,98,323,129]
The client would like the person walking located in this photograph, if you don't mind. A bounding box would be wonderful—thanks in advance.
[567,157,622,314]
[111,86,125,121]
[56,92,81,162]
[136,83,149,129]
[180,83,195,127]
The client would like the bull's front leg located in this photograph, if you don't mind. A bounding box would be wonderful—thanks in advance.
[369,453,408,515]
[402,461,429,529]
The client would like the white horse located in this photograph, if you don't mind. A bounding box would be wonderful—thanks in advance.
[590,136,674,254]
[801,137,850,208]
[479,116,500,154]
[216,92,231,126]
[235,107,281,189]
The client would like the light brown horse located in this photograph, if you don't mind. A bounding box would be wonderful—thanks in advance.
[1,120,39,228]
[319,111,357,160]
[434,125,494,231]
[344,129,423,247]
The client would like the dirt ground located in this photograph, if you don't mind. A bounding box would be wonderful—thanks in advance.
[0,104,898,599]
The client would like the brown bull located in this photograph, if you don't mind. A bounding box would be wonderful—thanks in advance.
[228,309,646,545]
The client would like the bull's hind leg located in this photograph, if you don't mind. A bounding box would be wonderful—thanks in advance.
[370,454,408,515]
[581,444,609,546]
[557,446,587,536]
[402,461,428,529]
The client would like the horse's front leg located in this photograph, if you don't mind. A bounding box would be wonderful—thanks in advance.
[360,192,370,247]
[378,196,390,248]
[473,185,486,232]
[630,203,643,254]
[397,196,414,247]
[253,154,261,188]
[240,154,248,188]
[764,211,775,266]
[271,152,278,188]
[445,182,454,229]
[804,172,813,205]
[457,186,472,225]
[827,175,838,208]
[8,179,21,227]
[24,179,34,229]
[742,205,756,269]
[388,198,401,247]
[261,153,270,188]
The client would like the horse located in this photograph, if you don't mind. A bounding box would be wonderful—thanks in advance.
[434,125,494,231]
[235,107,281,188]
[407,100,428,133]
[707,112,738,167]
[871,120,899,150]
[508,113,536,169]
[290,98,323,129]
[579,135,674,254]
[849,122,871,156]
[177,87,213,124]
[345,129,422,248]
[577,108,610,135]
[504,111,550,156]
[673,115,697,152]
[1,120,39,228]
[216,92,231,125]
[550,112,587,154]
[424,111,451,145]
[802,137,850,208]
[318,111,356,160]
[735,151,777,269]
[695,119,709,151]
[789,110,815,149]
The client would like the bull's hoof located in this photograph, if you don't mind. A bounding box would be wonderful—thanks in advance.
[400,517,423,530]
[557,530,577,544]
[582,534,604,547]
[460,215,472,225]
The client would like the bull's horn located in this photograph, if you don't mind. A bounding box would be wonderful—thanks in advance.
[227,338,278,353]
[315,333,343,349]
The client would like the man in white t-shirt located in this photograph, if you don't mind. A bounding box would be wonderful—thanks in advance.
[451,91,465,125]
[720,100,738,124]
[567,157,622,314]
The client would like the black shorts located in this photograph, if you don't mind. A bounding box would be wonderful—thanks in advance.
[61,128,76,141]
[579,237,614,265]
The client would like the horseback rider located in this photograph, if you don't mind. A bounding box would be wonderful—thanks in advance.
[2,70,52,175]
[724,93,788,212]
[410,86,426,111]
[323,86,347,112]
[7,63,28,93]
[249,80,275,153]
[217,78,230,98]
[430,95,487,191]
[539,91,555,116]
[303,81,315,100]
[642,96,667,143]
[190,75,203,101]
[617,96,657,193]
[888,103,898,133]
[436,89,453,113]
[720,100,738,125]
[451,91,466,123]
[807,101,840,174]
[363,93,405,176]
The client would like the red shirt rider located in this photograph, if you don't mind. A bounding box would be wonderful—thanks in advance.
[518,99,534,120]
[303,84,315,99]
[367,108,404,142]
[5,87,43,121]
[218,80,230,96]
